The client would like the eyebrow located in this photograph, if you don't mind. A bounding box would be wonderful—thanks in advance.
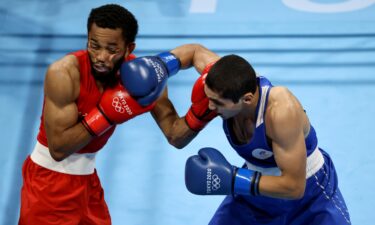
[209,98,224,106]
[89,39,118,47]
[107,42,118,47]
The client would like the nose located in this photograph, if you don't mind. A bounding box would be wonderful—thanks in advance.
[96,50,109,62]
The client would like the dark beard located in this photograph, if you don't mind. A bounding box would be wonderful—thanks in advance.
[90,57,124,88]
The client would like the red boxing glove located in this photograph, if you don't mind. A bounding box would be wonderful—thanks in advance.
[82,83,155,136]
[185,65,218,132]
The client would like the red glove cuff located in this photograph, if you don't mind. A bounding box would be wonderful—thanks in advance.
[81,107,112,136]
[185,108,207,132]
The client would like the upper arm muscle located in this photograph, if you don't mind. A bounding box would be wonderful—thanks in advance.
[44,56,80,143]
[267,88,307,181]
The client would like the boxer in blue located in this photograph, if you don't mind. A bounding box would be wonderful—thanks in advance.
[181,51,351,224]
[124,44,351,224]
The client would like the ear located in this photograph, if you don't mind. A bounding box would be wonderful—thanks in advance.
[242,92,254,105]
[125,42,136,55]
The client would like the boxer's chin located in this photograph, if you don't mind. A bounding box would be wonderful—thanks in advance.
[91,60,122,86]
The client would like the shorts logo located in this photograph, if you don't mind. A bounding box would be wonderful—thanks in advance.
[206,168,221,193]
[252,148,273,160]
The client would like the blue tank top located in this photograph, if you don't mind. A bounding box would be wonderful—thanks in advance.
[223,76,318,168]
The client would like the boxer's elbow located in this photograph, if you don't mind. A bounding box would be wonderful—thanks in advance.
[167,130,197,149]
[289,184,305,199]
[162,118,197,149]
[48,140,70,162]
[49,147,66,162]
[282,177,306,200]
[167,136,188,149]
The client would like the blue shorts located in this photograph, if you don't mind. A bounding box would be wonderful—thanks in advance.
[209,149,351,225]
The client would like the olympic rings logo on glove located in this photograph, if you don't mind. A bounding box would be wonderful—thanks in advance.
[212,174,221,190]
[112,97,125,113]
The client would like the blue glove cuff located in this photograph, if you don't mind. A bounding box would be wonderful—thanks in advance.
[253,171,262,196]
[234,168,254,195]
[157,52,181,77]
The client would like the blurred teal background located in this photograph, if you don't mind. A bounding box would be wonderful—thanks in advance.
[0,1,374,224]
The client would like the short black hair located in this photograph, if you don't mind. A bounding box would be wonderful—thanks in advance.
[87,4,138,43]
[206,55,257,103]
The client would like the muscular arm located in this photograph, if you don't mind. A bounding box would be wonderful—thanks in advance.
[44,55,93,161]
[151,44,220,148]
[258,87,307,199]
[151,88,197,149]
[171,43,220,73]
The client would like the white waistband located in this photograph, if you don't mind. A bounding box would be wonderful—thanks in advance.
[245,146,324,179]
[30,141,97,175]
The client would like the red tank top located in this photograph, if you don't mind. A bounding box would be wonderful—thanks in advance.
[37,50,136,153]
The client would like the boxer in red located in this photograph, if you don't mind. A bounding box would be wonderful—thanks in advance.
[18,5,220,224]
[18,4,181,225]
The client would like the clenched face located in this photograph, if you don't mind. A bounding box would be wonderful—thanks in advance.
[87,23,129,84]
[204,85,243,120]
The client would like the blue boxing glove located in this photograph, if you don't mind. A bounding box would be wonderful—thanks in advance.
[120,52,180,106]
[185,147,262,196]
